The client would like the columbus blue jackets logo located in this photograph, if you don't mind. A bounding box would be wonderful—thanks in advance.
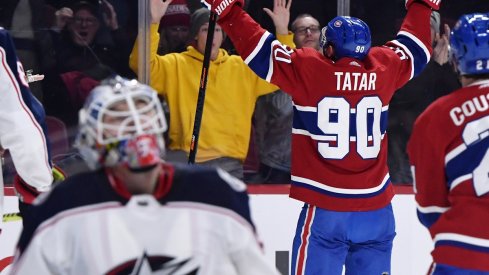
[106,252,199,275]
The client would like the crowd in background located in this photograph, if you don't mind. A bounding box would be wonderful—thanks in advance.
[0,0,486,185]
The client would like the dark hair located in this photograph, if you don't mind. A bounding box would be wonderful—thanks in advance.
[70,1,98,17]
[189,8,209,39]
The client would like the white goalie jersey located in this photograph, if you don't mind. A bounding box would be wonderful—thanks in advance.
[11,164,279,275]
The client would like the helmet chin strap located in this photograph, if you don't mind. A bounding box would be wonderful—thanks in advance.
[323,45,337,61]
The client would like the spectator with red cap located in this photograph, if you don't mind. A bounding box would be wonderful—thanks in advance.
[130,0,295,180]
[158,0,191,55]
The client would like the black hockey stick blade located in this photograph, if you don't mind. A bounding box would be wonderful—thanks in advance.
[188,11,217,164]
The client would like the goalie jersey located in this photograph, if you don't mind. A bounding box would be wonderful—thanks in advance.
[11,163,279,275]
[219,3,432,211]
[408,80,489,271]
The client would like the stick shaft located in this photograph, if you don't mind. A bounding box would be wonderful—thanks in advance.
[188,12,217,164]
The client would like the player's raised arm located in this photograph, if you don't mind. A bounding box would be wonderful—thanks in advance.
[202,0,301,93]
[0,29,53,196]
[383,0,438,87]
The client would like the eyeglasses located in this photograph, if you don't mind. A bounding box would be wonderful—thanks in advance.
[72,17,98,27]
[293,26,320,35]
[199,27,222,33]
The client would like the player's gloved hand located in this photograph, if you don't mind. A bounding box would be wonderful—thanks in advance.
[14,175,42,204]
[201,0,244,19]
[52,164,66,185]
[405,0,440,10]
[14,165,66,204]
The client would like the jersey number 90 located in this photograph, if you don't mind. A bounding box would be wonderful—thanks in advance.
[317,96,383,159]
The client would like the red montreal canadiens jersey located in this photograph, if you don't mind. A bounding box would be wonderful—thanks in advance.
[220,3,432,211]
[408,80,489,271]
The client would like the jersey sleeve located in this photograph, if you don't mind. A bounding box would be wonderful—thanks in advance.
[219,3,432,97]
[407,107,450,229]
[383,2,432,88]
[212,169,280,275]
[218,6,306,96]
[11,182,71,274]
[129,24,170,95]
[0,29,53,192]
[229,228,281,275]
[11,228,66,275]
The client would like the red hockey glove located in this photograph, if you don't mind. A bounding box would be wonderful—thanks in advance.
[14,174,42,204]
[14,165,66,204]
[201,0,244,19]
[405,0,441,10]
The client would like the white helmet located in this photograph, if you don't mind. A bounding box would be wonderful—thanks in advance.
[75,76,168,171]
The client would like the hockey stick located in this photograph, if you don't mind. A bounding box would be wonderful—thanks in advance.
[188,11,218,164]
[2,212,21,223]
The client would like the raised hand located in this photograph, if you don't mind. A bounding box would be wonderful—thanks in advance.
[150,0,174,24]
[433,24,450,65]
[263,0,292,35]
[405,0,441,10]
[101,0,119,30]
[54,7,73,30]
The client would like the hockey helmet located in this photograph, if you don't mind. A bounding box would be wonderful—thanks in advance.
[320,16,371,60]
[450,13,489,75]
[76,76,168,170]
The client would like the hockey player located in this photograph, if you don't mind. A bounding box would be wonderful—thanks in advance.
[0,27,55,230]
[408,13,489,274]
[10,76,280,275]
[201,0,438,274]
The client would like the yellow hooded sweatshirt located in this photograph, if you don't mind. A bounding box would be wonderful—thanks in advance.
[130,24,294,162]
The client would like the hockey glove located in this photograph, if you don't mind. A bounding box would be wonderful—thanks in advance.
[201,0,244,19]
[14,165,66,204]
[52,164,66,185]
[405,0,441,10]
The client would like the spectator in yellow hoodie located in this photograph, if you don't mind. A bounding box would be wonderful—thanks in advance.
[129,0,294,180]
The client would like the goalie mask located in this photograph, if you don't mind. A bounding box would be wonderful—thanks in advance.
[76,76,168,171]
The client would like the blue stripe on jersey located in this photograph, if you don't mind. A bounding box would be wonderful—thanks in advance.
[245,33,275,80]
[417,210,441,228]
[435,240,489,253]
[380,110,388,135]
[293,107,323,136]
[293,107,388,139]
[445,138,489,189]
[291,178,391,199]
[349,113,357,137]
[367,110,374,137]
[395,34,429,77]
